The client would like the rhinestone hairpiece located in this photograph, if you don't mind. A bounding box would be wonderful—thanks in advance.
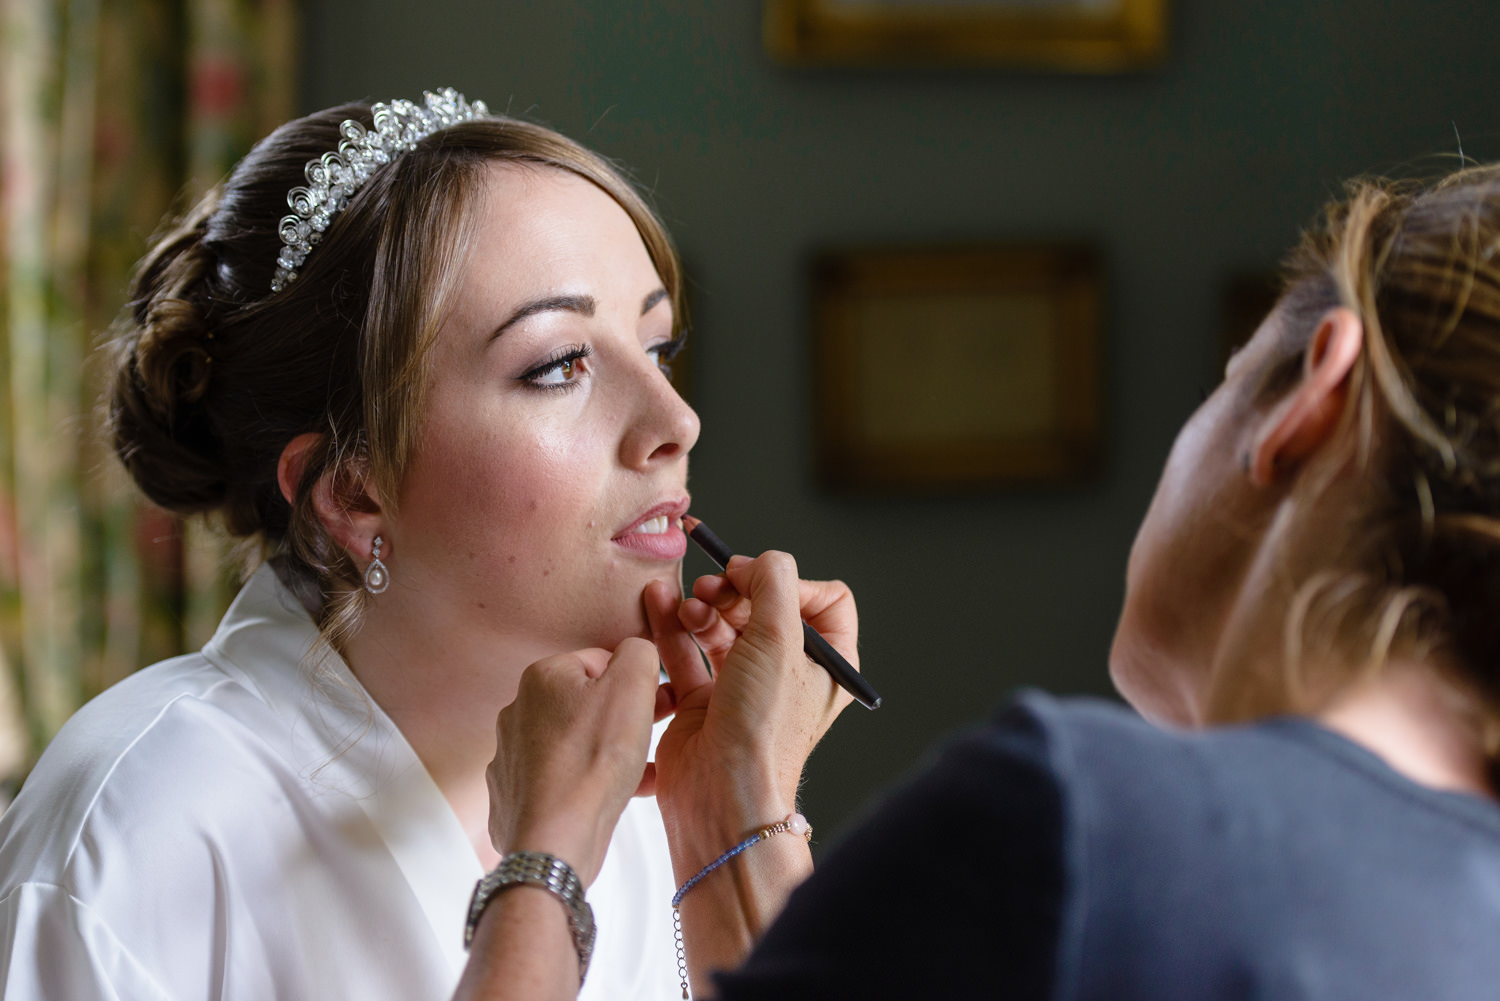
[270,87,490,292]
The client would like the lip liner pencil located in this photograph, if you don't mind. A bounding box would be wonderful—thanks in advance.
[681,516,882,711]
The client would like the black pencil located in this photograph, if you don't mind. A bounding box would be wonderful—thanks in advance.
[682,516,881,710]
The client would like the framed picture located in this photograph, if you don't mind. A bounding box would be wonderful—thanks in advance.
[812,245,1103,491]
[764,0,1167,70]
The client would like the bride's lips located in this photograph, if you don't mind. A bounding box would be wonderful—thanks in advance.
[611,499,690,560]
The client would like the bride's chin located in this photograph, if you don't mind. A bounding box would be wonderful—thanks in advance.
[581,573,682,649]
[589,607,654,651]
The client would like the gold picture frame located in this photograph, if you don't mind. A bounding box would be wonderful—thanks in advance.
[812,245,1103,491]
[764,0,1167,70]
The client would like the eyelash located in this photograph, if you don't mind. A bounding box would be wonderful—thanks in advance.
[517,334,687,391]
[520,344,593,391]
[650,334,687,375]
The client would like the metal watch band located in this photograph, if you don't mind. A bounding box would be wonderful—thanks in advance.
[464,851,596,984]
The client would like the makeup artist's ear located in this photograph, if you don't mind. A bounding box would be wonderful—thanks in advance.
[277,433,387,557]
[1248,306,1363,487]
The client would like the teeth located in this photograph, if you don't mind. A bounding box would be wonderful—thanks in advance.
[635,515,669,535]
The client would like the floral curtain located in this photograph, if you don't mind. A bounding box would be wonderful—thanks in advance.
[0,0,296,800]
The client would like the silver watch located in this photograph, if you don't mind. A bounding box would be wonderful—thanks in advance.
[464,851,596,984]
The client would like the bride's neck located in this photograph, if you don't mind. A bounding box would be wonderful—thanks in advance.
[340,615,556,870]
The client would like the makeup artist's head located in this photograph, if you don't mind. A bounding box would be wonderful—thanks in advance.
[1112,164,1500,745]
[109,99,698,655]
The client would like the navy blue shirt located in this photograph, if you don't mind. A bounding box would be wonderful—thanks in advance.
[714,691,1500,1000]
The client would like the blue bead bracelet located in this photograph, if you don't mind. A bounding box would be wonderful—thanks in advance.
[671,813,811,998]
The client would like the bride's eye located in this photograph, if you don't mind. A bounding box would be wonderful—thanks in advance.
[520,345,593,390]
[648,334,686,377]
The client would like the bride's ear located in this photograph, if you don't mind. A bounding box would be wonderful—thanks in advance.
[277,432,386,558]
[1248,307,1363,487]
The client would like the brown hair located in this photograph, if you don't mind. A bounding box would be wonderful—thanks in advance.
[108,100,684,645]
[1260,163,1500,737]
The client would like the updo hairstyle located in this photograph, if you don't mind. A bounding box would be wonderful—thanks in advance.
[1253,163,1500,744]
[108,100,684,642]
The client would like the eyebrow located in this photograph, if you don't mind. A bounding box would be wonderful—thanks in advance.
[488,287,670,342]
[490,294,597,341]
[641,288,669,316]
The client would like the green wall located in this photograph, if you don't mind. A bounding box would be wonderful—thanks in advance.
[302,0,1500,841]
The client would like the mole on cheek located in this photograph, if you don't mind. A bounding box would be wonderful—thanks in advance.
[507,555,517,565]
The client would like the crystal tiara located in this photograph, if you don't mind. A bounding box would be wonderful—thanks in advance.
[270,87,490,292]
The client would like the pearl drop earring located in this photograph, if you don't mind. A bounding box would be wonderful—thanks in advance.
[364,535,390,595]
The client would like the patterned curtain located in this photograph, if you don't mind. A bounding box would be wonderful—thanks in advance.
[0,0,296,801]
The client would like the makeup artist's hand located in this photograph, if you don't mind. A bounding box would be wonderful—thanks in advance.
[643,554,857,991]
[645,551,858,849]
[484,638,660,886]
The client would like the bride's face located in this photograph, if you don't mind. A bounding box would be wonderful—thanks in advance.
[382,163,699,653]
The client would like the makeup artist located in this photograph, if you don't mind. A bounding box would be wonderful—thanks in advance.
[0,90,857,1001]
[692,164,1500,999]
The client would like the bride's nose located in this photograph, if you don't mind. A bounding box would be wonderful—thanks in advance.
[618,358,700,469]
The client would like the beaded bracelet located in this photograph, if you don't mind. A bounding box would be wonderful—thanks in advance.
[671,813,812,999]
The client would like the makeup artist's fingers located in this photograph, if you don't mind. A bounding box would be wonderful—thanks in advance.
[796,577,859,671]
[677,597,740,672]
[695,554,751,595]
[644,579,712,699]
[676,551,807,718]
[487,640,658,886]
[656,552,827,821]
[691,566,858,671]
[676,595,717,632]
[653,682,678,723]
[689,576,742,627]
[719,551,809,677]
[690,565,756,633]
